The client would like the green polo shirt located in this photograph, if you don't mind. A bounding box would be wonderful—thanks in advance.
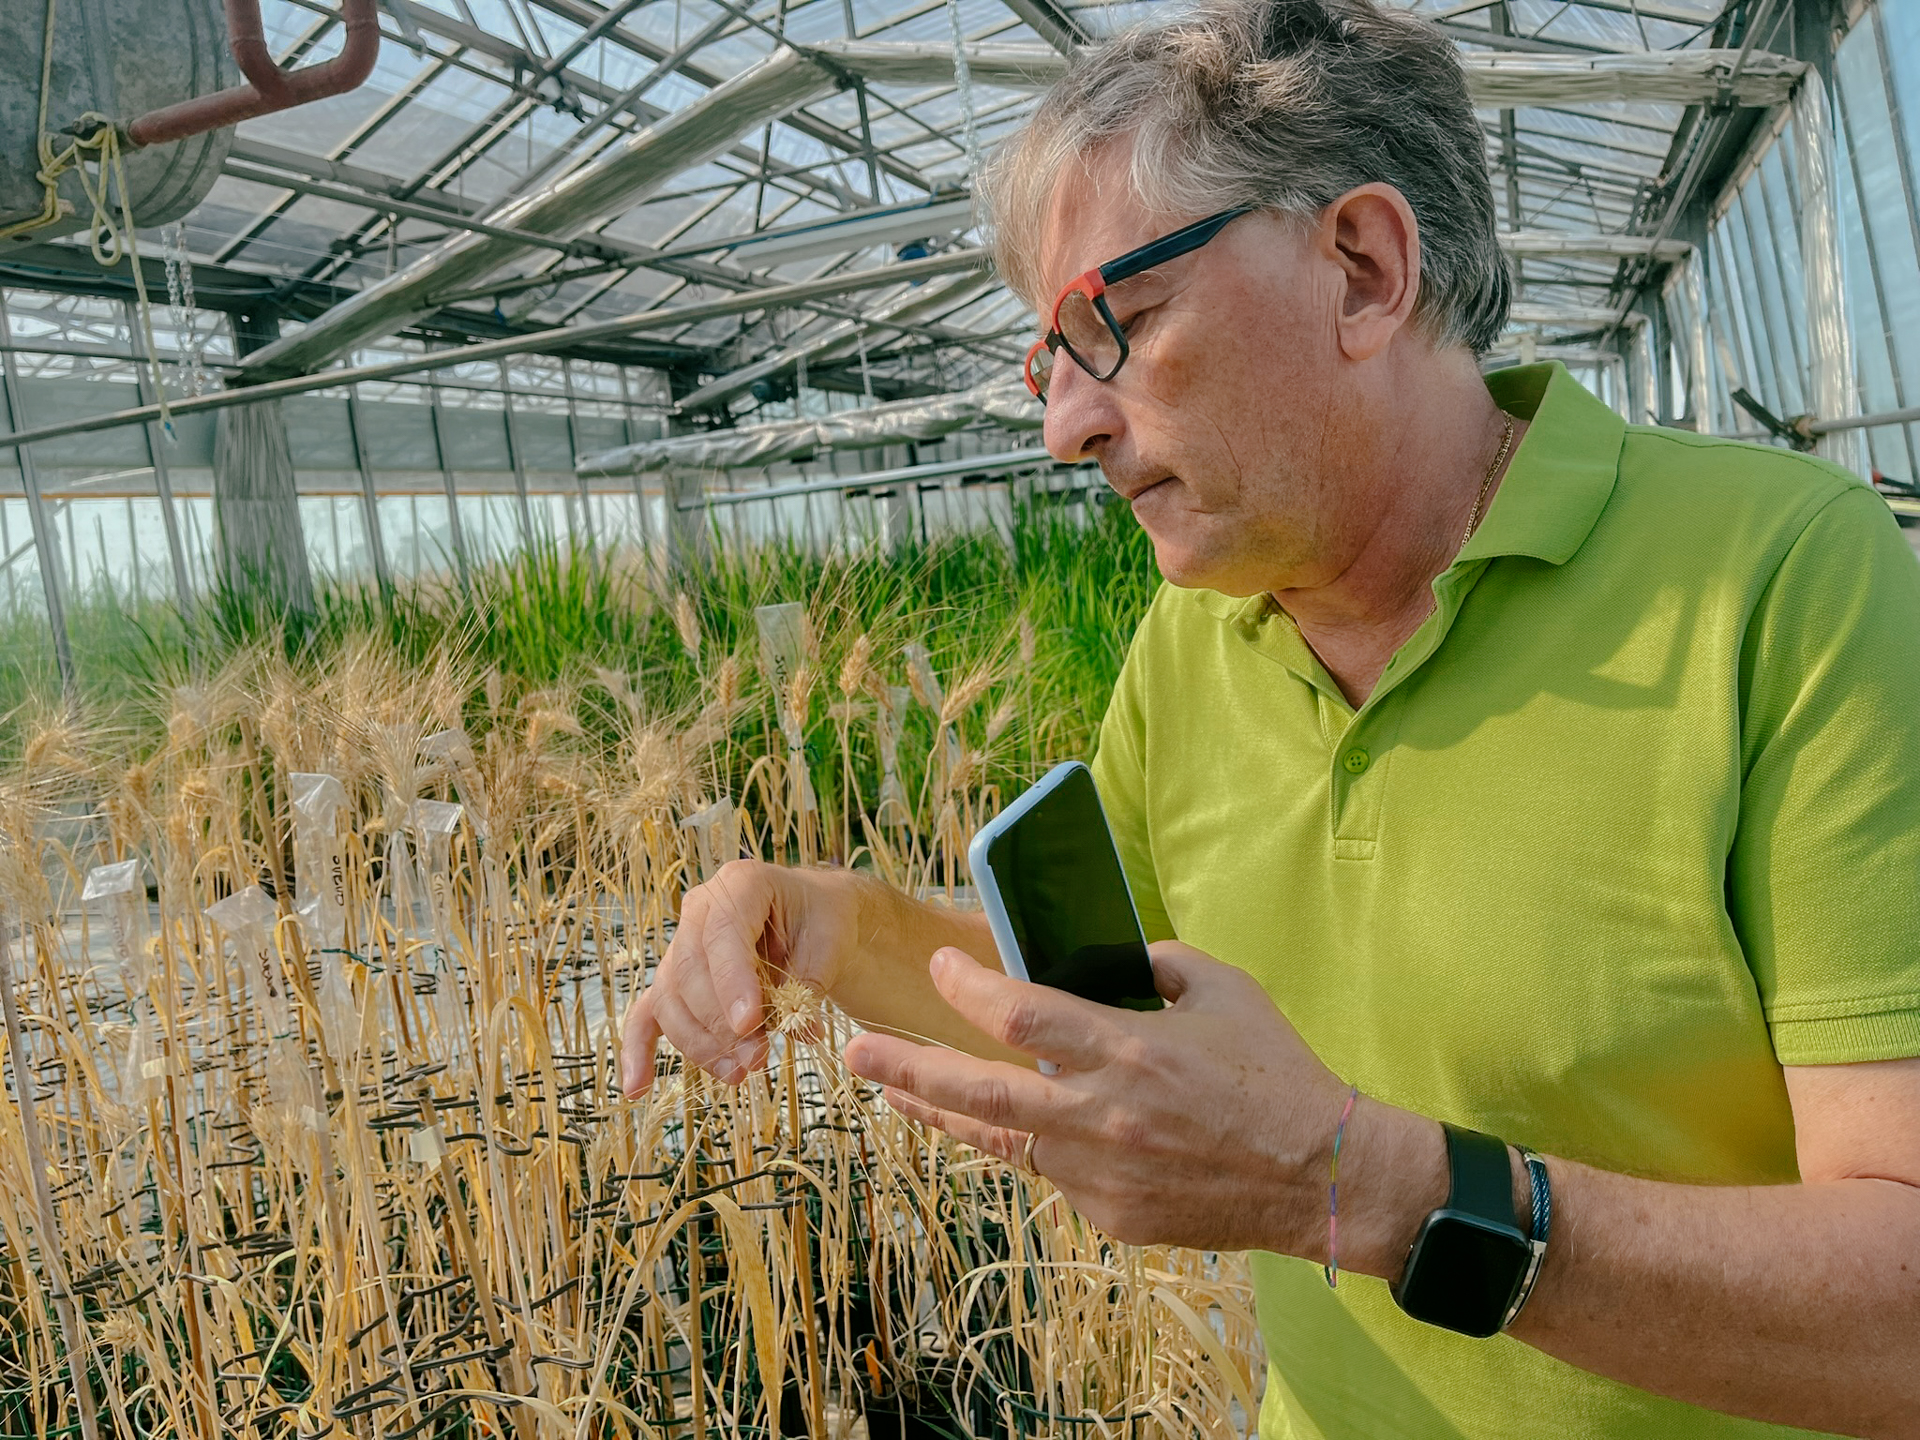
[1091,362,1920,1440]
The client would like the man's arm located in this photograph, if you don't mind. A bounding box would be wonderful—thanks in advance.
[1491,1058,1920,1438]
[845,942,1920,1440]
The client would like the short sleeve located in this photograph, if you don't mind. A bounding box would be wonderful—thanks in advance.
[1732,484,1920,1065]
[1092,594,1176,943]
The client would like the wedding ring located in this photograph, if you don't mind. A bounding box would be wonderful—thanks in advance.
[1020,1129,1040,1175]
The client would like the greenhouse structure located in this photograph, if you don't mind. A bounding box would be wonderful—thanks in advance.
[2,0,1920,1437]
[0,0,1913,685]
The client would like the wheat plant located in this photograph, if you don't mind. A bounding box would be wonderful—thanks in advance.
[0,513,1260,1440]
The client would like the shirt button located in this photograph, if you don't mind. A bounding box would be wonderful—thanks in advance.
[1342,748,1370,775]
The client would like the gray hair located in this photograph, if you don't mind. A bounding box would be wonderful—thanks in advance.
[981,0,1512,356]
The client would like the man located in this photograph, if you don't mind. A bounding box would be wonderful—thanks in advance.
[621,0,1920,1434]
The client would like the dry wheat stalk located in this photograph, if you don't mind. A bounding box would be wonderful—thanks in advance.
[0,631,1261,1440]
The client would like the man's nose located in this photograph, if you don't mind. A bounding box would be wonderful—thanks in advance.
[1040,354,1121,463]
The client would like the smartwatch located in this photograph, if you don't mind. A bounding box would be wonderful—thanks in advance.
[1391,1124,1538,1338]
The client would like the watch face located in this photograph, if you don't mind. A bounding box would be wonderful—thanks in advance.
[1393,1211,1531,1339]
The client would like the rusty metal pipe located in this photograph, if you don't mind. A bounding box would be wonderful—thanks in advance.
[127,0,380,148]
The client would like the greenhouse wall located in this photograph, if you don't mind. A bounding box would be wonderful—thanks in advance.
[1676,0,1920,484]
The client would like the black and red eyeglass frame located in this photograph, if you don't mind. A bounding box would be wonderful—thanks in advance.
[1023,206,1255,400]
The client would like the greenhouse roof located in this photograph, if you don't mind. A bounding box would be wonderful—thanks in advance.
[0,0,1810,419]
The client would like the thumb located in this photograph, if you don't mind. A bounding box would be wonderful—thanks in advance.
[1148,940,1228,1006]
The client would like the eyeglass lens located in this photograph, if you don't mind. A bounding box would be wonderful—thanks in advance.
[1029,291,1123,398]
[1056,290,1122,380]
[1025,344,1056,394]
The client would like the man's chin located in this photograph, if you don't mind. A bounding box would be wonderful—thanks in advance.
[1147,539,1238,596]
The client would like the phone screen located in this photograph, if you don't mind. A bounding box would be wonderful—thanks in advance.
[982,764,1162,1010]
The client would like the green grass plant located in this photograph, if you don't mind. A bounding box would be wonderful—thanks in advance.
[0,494,1161,783]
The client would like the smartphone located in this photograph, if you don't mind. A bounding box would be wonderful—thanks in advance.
[967,761,1163,1041]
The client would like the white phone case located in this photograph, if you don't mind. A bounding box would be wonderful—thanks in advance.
[966,759,1145,1075]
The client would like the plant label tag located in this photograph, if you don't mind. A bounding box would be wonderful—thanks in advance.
[409,1125,446,1168]
[82,859,143,901]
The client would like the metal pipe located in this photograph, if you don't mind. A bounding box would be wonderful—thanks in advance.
[0,249,988,455]
[128,0,382,147]
[218,160,622,259]
[690,446,1090,509]
[1809,404,1920,436]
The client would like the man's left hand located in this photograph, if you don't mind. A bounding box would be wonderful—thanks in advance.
[842,941,1364,1254]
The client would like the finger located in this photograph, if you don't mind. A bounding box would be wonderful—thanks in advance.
[844,1031,1061,1134]
[668,940,738,1048]
[725,1028,771,1077]
[620,991,659,1098]
[651,987,748,1084]
[700,864,776,1037]
[880,1087,1030,1168]
[927,947,1115,1071]
[1147,940,1230,1006]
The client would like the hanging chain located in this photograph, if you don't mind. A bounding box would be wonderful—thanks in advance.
[946,0,982,186]
[162,223,210,399]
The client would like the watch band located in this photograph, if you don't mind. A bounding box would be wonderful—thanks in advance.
[1442,1123,1519,1226]
[1394,1125,1534,1337]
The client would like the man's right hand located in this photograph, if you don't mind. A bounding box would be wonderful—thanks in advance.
[619,860,860,1096]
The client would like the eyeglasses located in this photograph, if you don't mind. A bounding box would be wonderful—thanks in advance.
[1023,206,1253,401]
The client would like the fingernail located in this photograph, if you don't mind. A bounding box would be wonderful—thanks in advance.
[729,1000,755,1035]
[930,949,951,977]
[843,1038,873,1076]
[715,1058,742,1084]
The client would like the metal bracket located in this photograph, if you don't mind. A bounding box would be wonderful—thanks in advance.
[1731,387,1818,451]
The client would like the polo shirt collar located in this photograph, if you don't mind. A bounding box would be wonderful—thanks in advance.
[1459,361,1624,567]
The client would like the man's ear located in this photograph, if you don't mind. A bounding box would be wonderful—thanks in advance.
[1319,184,1421,362]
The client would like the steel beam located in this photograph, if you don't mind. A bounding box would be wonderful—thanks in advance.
[996,0,1091,55]
[371,0,917,198]
[1792,66,1864,472]
[1501,230,1692,259]
[0,249,989,454]
[1509,302,1648,326]
[695,445,1081,508]
[237,47,843,381]
[673,271,993,413]
[809,40,1804,107]
[0,294,72,690]
[1467,49,1805,106]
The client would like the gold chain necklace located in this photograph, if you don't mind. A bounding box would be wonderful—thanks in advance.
[1418,412,1517,628]
[1461,412,1517,548]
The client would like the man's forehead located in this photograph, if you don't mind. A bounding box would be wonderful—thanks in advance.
[1035,153,1175,297]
